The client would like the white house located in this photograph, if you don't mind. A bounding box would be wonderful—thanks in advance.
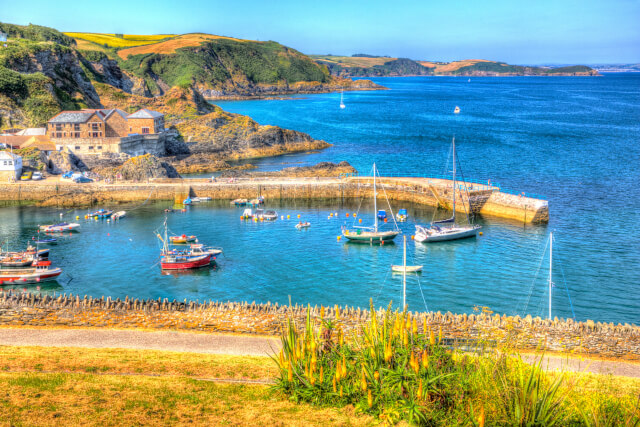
[0,151,22,182]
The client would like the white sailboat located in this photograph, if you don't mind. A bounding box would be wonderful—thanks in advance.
[454,106,461,114]
[391,235,423,310]
[342,163,400,243]
[415,137,481,242]
[339,89,346,109]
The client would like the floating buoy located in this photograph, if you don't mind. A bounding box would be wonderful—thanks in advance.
[384,218,388,223]
[381,240,385,245]
[354,213,357,217]
[281,216,284,220]
[479,231,483,236]
[76,216,79,220]
[337,236,341,241]
[411,235,415,240]
[346,213,350,217]
[240,216,244,220]
[335,212,338,216]
[107,233,110,236]
[287,215,290,219]
[359,218,362,223]
[297,214,300,218]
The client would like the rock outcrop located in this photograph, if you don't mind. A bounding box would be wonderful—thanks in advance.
[219,161,357,178]
[117,154,180,180]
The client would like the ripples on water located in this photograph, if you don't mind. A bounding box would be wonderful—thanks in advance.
[1,75,639,324]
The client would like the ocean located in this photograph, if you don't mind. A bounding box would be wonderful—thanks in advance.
[1,74,638,324]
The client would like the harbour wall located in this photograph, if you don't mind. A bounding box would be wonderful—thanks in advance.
[0,291,637,359]
[0,176,549,223]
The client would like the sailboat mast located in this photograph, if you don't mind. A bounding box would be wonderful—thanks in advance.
[373,163,378,233]
[548,232,553,320]
[403,235,407,310]
[452,137,456,221]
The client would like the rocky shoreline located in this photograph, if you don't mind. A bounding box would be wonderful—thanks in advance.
[0,291,637,360]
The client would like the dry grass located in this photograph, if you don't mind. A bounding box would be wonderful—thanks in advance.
[0,345,373,425]
[422,59,493,73]
[0,373,373,426]
[0,345,276,380]
[117,33,247,59]
[311,55,395,68]
[64,32,175,49]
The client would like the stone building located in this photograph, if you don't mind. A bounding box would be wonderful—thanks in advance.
[47,108,166,156]
[0,151,22,182]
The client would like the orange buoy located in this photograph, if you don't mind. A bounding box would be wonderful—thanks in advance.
[346,213,350,217]
[359,218,362,223]
[411,235,415,240]
[479,231,483,236]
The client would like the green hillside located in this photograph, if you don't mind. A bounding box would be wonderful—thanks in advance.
[314,56,433,77]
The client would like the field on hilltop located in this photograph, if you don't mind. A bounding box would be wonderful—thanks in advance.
[310,55,396,68]
[64,32,175,48]
[117,33,247,59]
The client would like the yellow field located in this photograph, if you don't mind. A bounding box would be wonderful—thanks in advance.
[64,32,175,49]
[117,33,245,59]
[311,55,395,67]
[418,59,492,73]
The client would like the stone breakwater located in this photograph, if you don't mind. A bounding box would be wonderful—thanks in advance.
[0,292,637,360]
[0,176,548,223]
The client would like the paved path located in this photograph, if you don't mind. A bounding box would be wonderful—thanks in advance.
[0,328,638,378]
[0,327,279,356]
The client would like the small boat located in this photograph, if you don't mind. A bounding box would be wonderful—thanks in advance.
[39,222,80,233]
[262,210,278,221]
[391,265,423,273]
[0,260,62,284]
[248,197,264,206]
[342,163,400,243]
[415,137,481,243]
[0,257,34,268]
[377,210,387,220]
[295,222,311,229]
[191,197,212,203]
[112,211,126,220]
[183,198,192,205]
[241,208,253,219]
[189,243,223,257]
[35,238,57,245]
[89,209,113,219]
[169,234,198,244]
[396,209,408,222]
[454,106,461,114]
[157,221,211,270]
[232,198,248,206]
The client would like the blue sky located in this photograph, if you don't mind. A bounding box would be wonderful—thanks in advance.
[2,0,639,63]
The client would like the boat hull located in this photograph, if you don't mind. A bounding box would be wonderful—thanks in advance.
[0,268,62,284]
[391,265,423,273]
[160,254,211,270]
[415,226,481,243]
[343,230,400,243]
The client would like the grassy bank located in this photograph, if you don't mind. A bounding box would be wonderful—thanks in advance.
[0,346,372,425]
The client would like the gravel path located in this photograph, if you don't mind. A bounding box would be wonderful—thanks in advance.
[0,327,638,378]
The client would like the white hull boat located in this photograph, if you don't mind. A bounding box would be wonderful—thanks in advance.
[414,224,480,242]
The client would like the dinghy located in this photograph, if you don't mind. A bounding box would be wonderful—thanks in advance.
[295,222,311,229]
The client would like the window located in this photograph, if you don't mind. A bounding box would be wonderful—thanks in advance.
[88,146,94,150]
[74,132,81,138]
[142,127,150,134]
[91,132,101,138]
[55,132,63,138]
[75,146,80,150]
[55,124,62,131]
[74,124,80,131]
[91,123,100,130]
[129,127,132,132]
[97,146,102,150]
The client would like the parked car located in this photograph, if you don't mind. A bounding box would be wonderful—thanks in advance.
[20,171,33,181]
[61,171,74,179]
[32,172,43,180]
[73,176,93,183]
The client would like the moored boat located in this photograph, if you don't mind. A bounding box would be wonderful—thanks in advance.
[39,222,80,233]
[35,238,57,245]
[295,221,311,229]
[169,234,198,244]
[232,198,248,206]
[157,220,211,270]
[396,209,408,222]
[342,163,400,243]
[112,211,126,220]
[414,137,481,243]
[0,260,62,284]
[88,209,113,219]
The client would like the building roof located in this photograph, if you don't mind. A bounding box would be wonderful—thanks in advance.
[18,135,51,149]
[48,111,98,124]
[16,127,46,136]
[0,135,33,147]
[128,108,164,119]
[103,108,129,120]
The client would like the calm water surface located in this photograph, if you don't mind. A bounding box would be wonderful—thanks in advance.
[1,74,639,324]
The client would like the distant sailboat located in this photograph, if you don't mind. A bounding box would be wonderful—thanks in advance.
[454,106,460,114]
[468,78,471,83]
[340,89,346,109]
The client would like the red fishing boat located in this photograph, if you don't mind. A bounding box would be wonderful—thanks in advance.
[0,260,62,284]
[157,220,211,270]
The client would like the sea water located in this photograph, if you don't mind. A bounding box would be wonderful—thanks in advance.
[1,74,638,324]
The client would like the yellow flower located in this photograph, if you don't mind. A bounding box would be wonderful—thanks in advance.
[332,375,337,392]
[339,385,343,397]
[429,329,436,346]
[367,389,373,408]
[287,362,293,382]
[418,379,423,399]
[361,366,367,391]
[319,365,324,382]
[421,350,429,369]
[412,317,418,335]
[403,331,408,347]
[320,305,325,318]
[478,406,485,427]
[438,326,443,344]
[374,370,380,381]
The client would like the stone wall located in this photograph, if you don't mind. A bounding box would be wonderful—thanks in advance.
[0,176,548,223]
[0,291,637,359]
